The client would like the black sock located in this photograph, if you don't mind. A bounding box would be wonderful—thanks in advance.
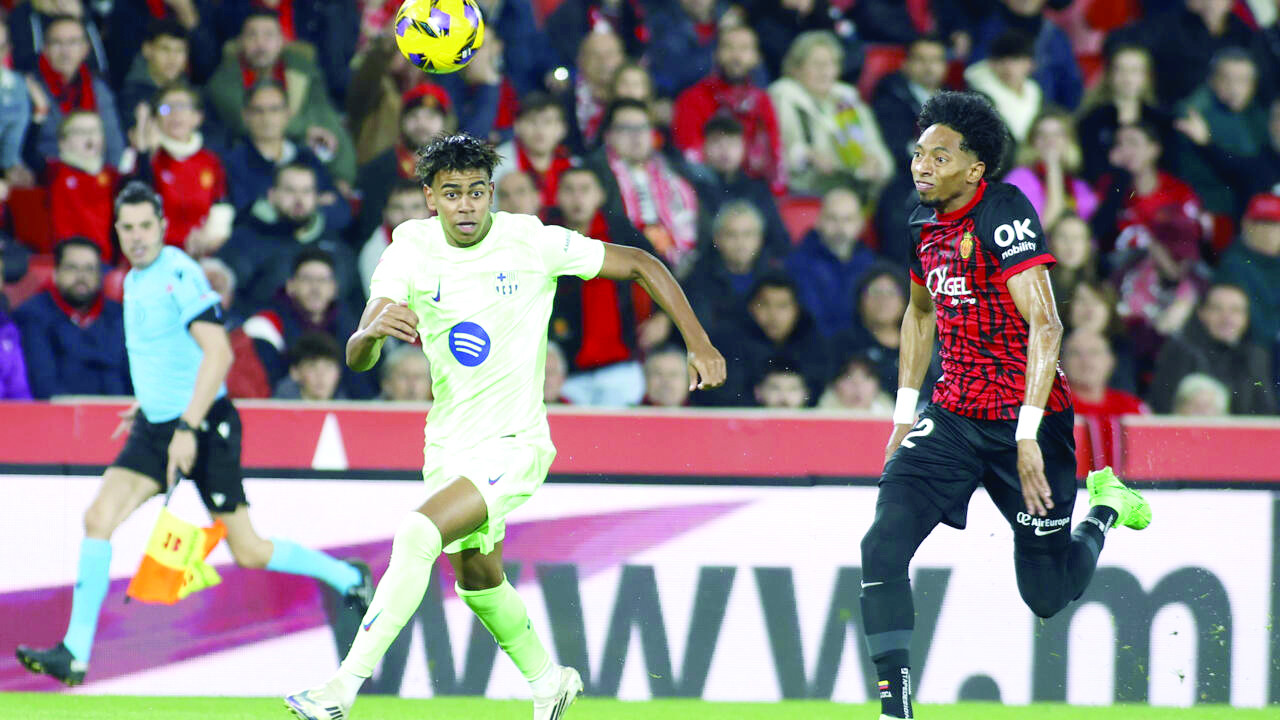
[1067,506,1117,601]
[1074,505,1117,555]
[874,649,913,719]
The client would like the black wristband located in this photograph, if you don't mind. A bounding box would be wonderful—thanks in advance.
[175,419,197,434]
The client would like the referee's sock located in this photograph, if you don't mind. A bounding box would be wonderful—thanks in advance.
[862,579,915,719]
[266,538,362,593]
[63,538,112,663]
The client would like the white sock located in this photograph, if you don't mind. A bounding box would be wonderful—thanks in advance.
[332,668,366,708]
[529,658,560,697]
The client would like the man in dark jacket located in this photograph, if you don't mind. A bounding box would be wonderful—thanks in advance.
[872,35,948,170]
[106,1,218,89]
[1148,282,1276,415]
[690,114,790,255]
[14,237,130,398]
[785,187,878,338]
[962,0,1083,109]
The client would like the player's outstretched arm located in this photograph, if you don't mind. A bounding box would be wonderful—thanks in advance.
[886,280,936,464]
[347,298,420,372]
[1007,263,1064,516]
[597,245,727,391]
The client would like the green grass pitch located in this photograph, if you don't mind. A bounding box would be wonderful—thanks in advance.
[5,695,1280,720]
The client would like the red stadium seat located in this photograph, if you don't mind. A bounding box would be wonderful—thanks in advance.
[7,187,54,254]
[858,45,907,99]
[2,253,53,308]
[778,196,822,244]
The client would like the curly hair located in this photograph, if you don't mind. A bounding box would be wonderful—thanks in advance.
[414,133,501,187]
[916,91,1010,177]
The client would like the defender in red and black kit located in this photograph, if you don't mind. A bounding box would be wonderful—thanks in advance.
[856,92,1152,720]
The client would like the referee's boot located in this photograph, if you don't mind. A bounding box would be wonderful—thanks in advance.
[1087,466,1152,530]
[15,642,87,686]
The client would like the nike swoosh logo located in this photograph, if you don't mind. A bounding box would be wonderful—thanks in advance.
[362,609,383,631]
[488,473,505,485]
[431,279,441,302]
[1034,526,1064,536]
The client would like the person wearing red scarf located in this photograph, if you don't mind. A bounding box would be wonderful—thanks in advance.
[30,15,125,168]
[1062,328,1148,473]
[13,237,130,398]
[673,25,786,195]
[47,111,118,260]
[493,92,573,210]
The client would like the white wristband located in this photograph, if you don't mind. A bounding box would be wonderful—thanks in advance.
[893,388,920,426]
[1014,405,1044,441]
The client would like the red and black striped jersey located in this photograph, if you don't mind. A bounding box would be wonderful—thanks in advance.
[907,181,1072,420]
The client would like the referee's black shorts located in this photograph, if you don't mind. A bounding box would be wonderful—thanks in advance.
[879,403,1078,552]
[111,396,246,514]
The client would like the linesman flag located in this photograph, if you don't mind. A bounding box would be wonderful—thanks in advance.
[126,475,227,604]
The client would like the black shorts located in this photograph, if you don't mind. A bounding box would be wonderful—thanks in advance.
[879,403,1077,550]
[111,397,246,514]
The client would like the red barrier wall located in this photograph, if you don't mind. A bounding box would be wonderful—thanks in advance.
[2,400,1276,482]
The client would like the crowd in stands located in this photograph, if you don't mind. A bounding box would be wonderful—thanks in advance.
[0,0,1277,464]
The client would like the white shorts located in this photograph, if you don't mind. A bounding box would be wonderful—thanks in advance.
[423,435,557,555]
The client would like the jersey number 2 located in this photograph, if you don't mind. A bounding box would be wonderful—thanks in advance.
[901,418,935,449]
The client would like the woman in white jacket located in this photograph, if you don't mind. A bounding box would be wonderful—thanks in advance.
[768,30,893,197]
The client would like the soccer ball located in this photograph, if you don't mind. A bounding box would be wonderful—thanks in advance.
[393,0,486,75]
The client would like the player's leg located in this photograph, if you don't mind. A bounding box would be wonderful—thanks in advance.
[860,408,981,719]
[214,506,366,594]
[16,466,160,684]
[451,544,582,718]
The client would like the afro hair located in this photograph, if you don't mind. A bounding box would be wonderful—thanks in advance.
[414,133,502,187]
[916,91,1011,178]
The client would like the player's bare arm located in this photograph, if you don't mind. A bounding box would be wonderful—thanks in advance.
[168,321,233,486]
[347,298,420,372]
[886,280,937,464]
[1007,264,1064,517]
[597,244,727,391]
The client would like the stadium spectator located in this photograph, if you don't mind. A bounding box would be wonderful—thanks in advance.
[786,187,878,338]
[14,237,129,399]
[754,364,810,409]
[545,167,651,407]
[1062,280,1139,395]
[129,83,233,257]
[222,82,352,234]
[105,0,218,90]
[1046,213,1098,305]
[199,256,271,398]
[117,20,193,135]
[1075,44,1173,183]
[643,0,728,98]
[0,23,33,186]
[1174,48,1268,219]
[544,340,570,405]
[962,0,1083,110]
[1171,372,1231,416]
[436,27,515,143]
[47,111,117,261]
[1091,122,1204,259]
[26,15,124,169]
[492,93,572,210]
[357,180,430,298]
[689,114,789,253]
[963,29,1042,144]
[0,253,32,400]
[545,0,648,70]
[817,352,892,414]
[700,272,828,407]
[467,0,559,97]
[1215,194,1280,350]
[206,10,356,184]
[379,342,431,402]
[562,28,626,154]
[744,0,863,81]
[1062,328,1148,471]
[1148,283,1276,415]
[275,331,344,400]
[1114,0,1253,107]
[7,0,108,77]
[831,264,914,395]
[1173,95,1280,214]
[769,31,892,197]
[352,82,449,243]
[1254,5,1280,102]
[685,200,778,336]
[496,170,543,217]
[871,35,948,169]
[1004,110,1098,228]
[219,162,361,317]
[640,344,690,407]
[673,25,785,194]
[585,99,702,274]
[345,35,450,166]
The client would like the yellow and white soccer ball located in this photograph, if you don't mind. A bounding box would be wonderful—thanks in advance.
[393,0,486,75]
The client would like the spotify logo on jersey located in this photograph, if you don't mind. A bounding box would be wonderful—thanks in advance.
[449,322,491,367]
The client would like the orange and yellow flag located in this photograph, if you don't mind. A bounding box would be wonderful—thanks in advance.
[126,509,227,605]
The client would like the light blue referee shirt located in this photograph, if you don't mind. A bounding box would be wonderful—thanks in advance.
[123,246,225,423]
